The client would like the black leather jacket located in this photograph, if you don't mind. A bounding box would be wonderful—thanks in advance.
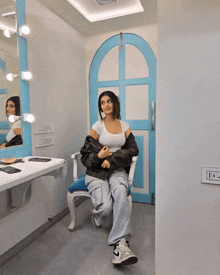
[80,132,139,180]
[0,135,23,148]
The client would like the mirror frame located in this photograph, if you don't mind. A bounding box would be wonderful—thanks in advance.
[0,0,32,159]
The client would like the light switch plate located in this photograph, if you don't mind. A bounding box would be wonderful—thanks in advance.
[201,166,220,185]
[35,136,54,148]
[35,124,54,134]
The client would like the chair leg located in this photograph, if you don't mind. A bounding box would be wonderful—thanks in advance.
[67,192,76,231]
[128,195,132,214]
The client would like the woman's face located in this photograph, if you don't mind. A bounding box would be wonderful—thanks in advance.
[100,95,114,116]
[6,100,16,116]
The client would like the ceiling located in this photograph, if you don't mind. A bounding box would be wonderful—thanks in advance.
[37,0,157,37]
[0,0,16,45]
[0,0,15,9]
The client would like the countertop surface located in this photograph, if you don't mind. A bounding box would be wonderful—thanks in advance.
[0,156,66,192]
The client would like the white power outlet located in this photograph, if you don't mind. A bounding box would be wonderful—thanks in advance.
[201,166,220,185]
[35,136,54,148]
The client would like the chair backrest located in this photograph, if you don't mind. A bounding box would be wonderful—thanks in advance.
[128,156,138,190]
[71,152,81,181]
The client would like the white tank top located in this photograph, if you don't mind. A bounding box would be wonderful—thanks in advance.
[6,119,22,142]
[92,120,129,152]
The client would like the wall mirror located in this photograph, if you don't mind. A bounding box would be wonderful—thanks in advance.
[0,0,20,146]
[0,0,32,159]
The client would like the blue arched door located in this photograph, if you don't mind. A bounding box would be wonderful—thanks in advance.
[89,33,156,204]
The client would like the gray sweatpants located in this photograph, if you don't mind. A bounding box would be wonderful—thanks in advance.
[85,168,131,245]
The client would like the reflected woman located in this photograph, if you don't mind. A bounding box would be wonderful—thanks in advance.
[0,96,22,149]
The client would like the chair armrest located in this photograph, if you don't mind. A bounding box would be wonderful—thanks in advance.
[71,152,81,159]
[71,152,81,181]
[128,156,138,188]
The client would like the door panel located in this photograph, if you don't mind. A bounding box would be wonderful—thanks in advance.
[98,46,119,81]
[89,33,156,204]
[125,44,149,79]
[132,130,150,194]
[125,85,149,120]
[132,135,144,189]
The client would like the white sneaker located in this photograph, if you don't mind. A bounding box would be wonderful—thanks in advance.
[112,238,138,265]
[91,213,102,229]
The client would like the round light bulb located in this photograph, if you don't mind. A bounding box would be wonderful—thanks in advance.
[6,73,19,81]
[22,71,32,81]
[6,73,13,81]
[3,30,11,38]
[26,114,34,123]
[21,25,30,35]
[8,115,15,122]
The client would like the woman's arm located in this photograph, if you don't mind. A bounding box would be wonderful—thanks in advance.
[80,133,110,169]
[101,127,132,169]
[14,128,22,136]
[89,128,112,159]
[106,132,139,171]
[0,142,6,149]
[125,127,131,139]
[89,128,99,140]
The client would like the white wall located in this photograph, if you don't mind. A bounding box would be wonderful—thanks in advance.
[27,0,87,177]
[0,0,87,256]
[156,0,220,274]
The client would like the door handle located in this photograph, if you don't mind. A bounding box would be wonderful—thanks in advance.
[120,32,123,51]
[151,101,155,131]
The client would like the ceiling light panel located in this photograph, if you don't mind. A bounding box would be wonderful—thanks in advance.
[95,0,117,5]
[67,0,144,22]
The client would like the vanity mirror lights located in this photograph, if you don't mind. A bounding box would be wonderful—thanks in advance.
[0,0,32,159]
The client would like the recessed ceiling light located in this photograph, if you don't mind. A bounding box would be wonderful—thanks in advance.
[95,0,117,5]
[67,0,144,22]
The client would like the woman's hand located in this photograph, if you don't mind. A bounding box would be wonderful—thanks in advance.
[0,142,6,149]
[101,159,111,169]
[98,146,112,159]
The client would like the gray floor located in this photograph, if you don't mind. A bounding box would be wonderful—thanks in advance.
[0,200,155,275]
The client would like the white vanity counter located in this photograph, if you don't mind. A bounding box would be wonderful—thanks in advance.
[0,156,67,192]
[0,156,68,257]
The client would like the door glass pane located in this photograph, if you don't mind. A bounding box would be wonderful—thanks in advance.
[125,44,149,79]
[126,85,149,120]
[98,46,119,82]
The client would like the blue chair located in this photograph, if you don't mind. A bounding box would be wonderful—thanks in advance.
[67,152,138,231]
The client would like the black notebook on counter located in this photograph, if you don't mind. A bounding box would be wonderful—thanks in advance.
[28,158,51,162]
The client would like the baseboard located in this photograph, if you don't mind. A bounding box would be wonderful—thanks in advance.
[0,196,88,267]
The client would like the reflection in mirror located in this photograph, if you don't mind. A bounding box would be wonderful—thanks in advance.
[0,0,22,149]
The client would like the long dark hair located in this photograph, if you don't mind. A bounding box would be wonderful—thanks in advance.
[6,96,21,116]
[98,91,121,120]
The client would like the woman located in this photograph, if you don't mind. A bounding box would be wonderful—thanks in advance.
[80,91,139,265]
[0,96,22,149]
